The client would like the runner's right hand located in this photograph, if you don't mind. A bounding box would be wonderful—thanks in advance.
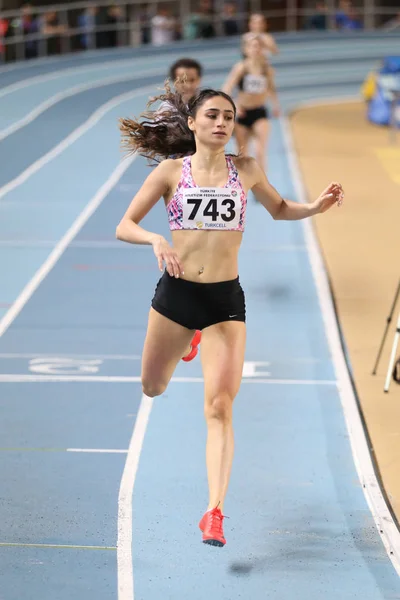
[152,235,184,278]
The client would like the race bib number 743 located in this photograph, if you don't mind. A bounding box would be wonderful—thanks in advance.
[182,188,241,230]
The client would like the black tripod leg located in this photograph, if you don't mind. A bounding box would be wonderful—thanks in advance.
[372,280,400,375]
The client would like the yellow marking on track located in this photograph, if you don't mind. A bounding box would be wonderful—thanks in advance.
[372,147,400,185]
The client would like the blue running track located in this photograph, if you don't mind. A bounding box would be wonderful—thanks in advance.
[1,31,400,600]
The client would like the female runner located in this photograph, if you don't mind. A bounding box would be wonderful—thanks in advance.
[116,86,344,548]
[222,35,280,171]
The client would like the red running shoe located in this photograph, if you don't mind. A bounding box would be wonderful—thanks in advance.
[199,507,227,547]
[182,330,201,362]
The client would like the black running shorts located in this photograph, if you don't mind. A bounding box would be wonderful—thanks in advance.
[236,106,269,128]
[151,271,246,330]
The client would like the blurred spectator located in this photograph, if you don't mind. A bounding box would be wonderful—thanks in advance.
[7,4,40,59]
[2,4,40,60]
[342,6,363,29]
[222,2,239,36]
[151,6,177,46]
[107,5,125,47]
[138,4,151,44]
[78,6,98,50]
[184,0,216,40]
[335,0,351,28]
[20,4,34,32]
[93,6,125,48]
[21,4,39,58]
[304,2,328,30]
[0,16,8,63]
[40,11,68,55]
[335,0,363,30]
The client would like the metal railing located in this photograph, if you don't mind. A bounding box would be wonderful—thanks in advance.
[1,0,399,64]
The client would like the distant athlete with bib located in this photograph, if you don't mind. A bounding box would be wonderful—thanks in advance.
[117,86,344,548]
[223,35,280,171]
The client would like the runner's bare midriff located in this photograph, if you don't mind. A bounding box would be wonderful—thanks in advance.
[171,229,242,282]
[237,91,268,110]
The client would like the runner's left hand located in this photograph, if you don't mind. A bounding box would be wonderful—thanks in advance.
[312,182,344,214]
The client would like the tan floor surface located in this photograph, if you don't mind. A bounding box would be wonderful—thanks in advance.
[290,101,400,522]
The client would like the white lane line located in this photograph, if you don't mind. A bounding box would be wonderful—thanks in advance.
[0,57,234,141]
[0,374,337,384]
[0,57,139,99]
[0,47,143,76]
[287,95,360,111]
[242,378,336,385]
[280,113,400,576]
[275,63,370,86]
[0,542,116,550]
[0,72,219,202]
[0,446,128,453]
[0,156,137,340]
[0,353,322,363]
[0,54,77,75]
[0,43,184,75]
[0,34,392,78]
[0,50,236,99]
[0,59,376,143]
[0,69,159,141]
[281,93,360,111]
[0,84,151,202]
[117,394,153,600]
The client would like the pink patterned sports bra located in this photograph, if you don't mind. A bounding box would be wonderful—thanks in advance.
[166,155,247,232]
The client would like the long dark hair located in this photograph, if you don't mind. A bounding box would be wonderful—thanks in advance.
[119,83,236,165]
